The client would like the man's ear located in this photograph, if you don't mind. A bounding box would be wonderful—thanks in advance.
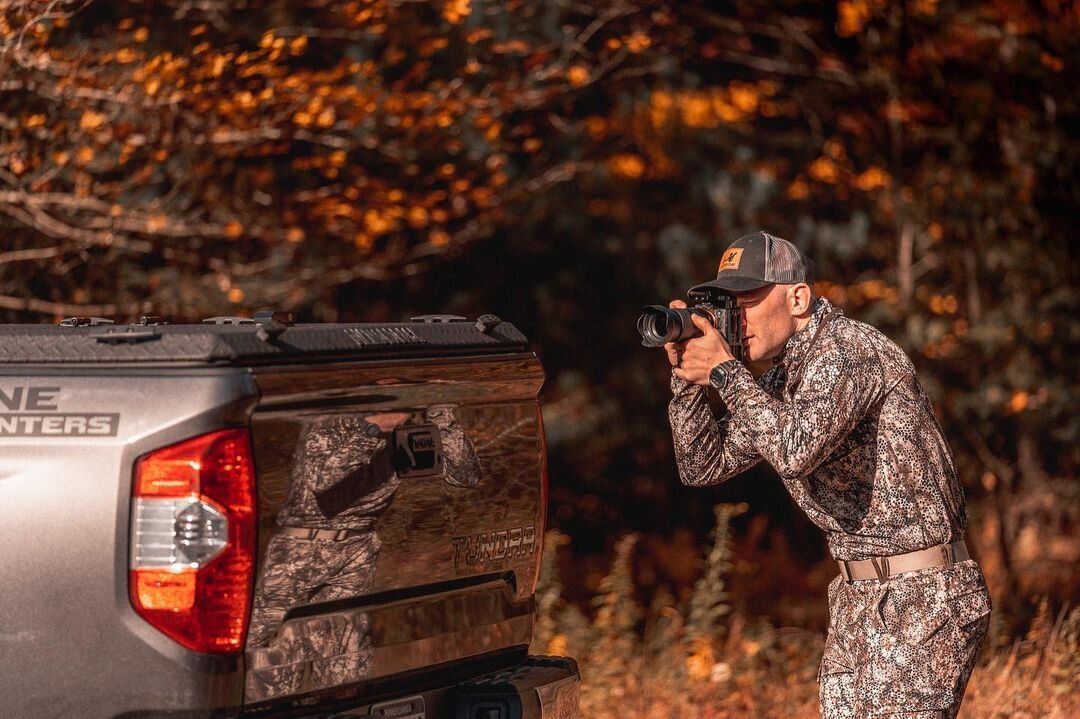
[788,283,814,317]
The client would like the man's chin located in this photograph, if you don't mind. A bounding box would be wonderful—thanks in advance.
[743,343,781,374]
[747,341,783,363]
[743,345,767,363]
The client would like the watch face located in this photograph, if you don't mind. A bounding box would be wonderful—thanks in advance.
[709,364,726,390]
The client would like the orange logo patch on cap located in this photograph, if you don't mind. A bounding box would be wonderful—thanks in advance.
[718,248,743,272]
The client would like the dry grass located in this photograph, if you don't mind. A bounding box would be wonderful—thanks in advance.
[534,507,1080,719]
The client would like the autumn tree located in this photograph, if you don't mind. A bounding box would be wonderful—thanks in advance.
[1,0,1076,606]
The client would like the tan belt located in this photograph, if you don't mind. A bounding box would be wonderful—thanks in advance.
[279,526,369,541]
[838,540,969,582]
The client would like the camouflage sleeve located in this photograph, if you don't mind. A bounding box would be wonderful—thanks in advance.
[425,405,482,488]
[303,417,385,493]
[668,373,763,486]
[718,344,887,480]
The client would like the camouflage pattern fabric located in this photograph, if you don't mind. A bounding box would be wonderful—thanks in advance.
[426,404,483,488]
[246,532,379,699]
[668,296,990,715]
[246,408,480,701]
[276,414,397,530]
[818,560,990,717]
[669,297,967,562]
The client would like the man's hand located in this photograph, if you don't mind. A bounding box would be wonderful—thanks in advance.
[367,412,410,432]
[663,300,689,368]
[673,313,735,386]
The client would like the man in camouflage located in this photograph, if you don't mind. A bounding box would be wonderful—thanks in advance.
[666,231,990,718]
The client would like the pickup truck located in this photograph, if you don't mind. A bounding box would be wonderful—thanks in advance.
[0,312,579,719]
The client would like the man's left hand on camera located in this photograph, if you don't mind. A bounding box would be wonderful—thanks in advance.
[672,313,735,386]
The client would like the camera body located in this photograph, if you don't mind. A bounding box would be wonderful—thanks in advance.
[637,288,747,362]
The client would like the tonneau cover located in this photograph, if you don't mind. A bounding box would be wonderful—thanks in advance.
[0,317,528,364]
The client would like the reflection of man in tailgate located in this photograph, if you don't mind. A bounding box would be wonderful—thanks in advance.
[246,406,481,701]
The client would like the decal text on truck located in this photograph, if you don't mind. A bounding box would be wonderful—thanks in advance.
[0,386,119,437]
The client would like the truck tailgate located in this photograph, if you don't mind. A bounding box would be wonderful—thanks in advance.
[245,353,546,704]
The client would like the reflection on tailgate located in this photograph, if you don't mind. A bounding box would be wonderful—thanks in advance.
[247,577,532,701]
[247,356,546,704]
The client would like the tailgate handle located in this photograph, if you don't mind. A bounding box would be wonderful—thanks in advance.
[393,424,444,479]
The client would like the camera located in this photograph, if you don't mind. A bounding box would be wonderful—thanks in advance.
[637,288,747,361]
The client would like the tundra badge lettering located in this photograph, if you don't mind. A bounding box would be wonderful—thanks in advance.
[0,385,119,437]
[451,525,536,568]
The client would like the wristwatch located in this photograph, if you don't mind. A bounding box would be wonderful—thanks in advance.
[708,360,742,392]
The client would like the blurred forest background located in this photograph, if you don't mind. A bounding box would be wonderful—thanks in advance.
[1,0,1077,715]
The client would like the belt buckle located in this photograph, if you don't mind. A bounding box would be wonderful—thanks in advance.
[940,543,954,565]
[870,555,890,581]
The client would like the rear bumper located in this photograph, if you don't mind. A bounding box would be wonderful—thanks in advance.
[448,655,580,719]
[241,654,579,719]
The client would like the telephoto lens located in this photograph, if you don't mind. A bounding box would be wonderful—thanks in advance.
[637,306,699,347]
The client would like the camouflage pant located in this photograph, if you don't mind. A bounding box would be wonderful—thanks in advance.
[818,559,991,718]
[246,532,381,701]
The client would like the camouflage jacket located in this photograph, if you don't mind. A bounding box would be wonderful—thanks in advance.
[669,297,968,561]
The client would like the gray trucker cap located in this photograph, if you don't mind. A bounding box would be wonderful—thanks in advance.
[690,231,814,293]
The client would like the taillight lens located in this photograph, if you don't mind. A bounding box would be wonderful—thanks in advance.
[130,429,256,653]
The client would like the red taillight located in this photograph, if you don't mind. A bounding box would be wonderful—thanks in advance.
[130,428,256,654]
